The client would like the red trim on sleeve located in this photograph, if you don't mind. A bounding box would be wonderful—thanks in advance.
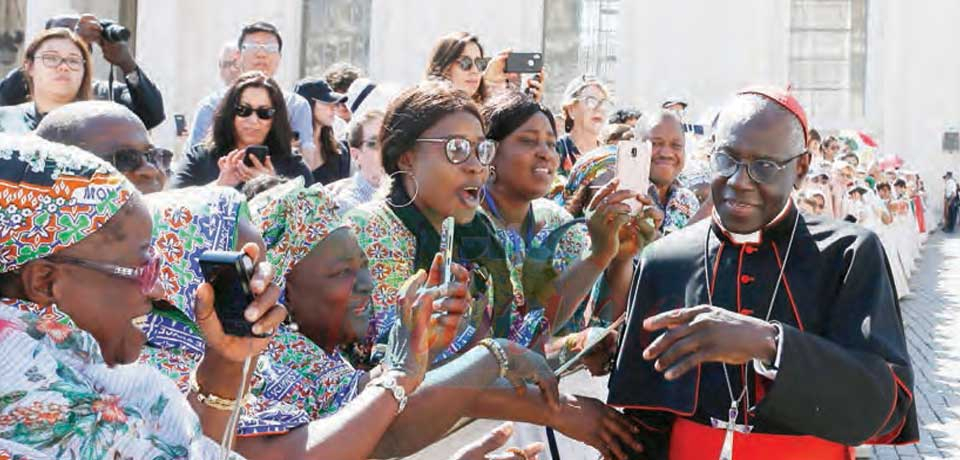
[866,365,916,445]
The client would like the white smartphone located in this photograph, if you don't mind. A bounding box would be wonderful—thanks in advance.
[440,216,455,287]
[615,140,652,213]
[432,216,456,318]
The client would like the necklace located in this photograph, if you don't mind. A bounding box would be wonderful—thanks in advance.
[702,208,800,460]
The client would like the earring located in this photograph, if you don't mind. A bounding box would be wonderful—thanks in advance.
[282,300,299,332]
[386,170,419,208]
[489,165,498,183]
[564,115,574,133]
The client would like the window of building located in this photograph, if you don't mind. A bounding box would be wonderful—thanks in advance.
[300,0,372,79]
[789,0,868,120]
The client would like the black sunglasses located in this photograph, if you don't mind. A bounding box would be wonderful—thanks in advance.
[236,104,276,120]
[455,56,490,72]
[112,148,173,174]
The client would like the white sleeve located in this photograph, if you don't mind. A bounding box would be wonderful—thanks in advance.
[753,322,784,380]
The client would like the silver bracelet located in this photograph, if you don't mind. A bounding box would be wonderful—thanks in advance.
[368,373,407,414]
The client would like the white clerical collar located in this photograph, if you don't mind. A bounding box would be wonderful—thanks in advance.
[713,199,794,245]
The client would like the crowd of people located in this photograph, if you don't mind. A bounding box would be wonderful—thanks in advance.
[0,15,926,460]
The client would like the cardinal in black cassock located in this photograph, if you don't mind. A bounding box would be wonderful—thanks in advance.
[608,87,917,459]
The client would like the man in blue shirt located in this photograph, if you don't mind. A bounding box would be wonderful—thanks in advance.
[186,21,315,161]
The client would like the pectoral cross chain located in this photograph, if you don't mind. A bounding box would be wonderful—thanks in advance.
[709,400,754,460]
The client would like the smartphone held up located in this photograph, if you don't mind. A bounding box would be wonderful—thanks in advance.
[615,139,652,214]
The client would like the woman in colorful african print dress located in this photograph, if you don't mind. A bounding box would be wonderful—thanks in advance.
[345,81,544,365]
[140,178,641,458]
[478,92,657,361]
[0,134,284,459]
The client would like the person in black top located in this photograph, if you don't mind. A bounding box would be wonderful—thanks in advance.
[294,78,351,185]
[0,14,165,130]
[169,71,312,189]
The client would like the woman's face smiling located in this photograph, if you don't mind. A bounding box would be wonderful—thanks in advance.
[490,112,559,200]
[284,228,373,351]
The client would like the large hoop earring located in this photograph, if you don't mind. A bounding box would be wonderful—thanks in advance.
[386,170,419,208]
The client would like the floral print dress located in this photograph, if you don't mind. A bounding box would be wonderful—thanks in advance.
[345,201,550,363]
[140,186,363,437]
[0,299,240,459]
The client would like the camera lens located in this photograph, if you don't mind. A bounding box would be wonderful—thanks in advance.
[100,21,130,42]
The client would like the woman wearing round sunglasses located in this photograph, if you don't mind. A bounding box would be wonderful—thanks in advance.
[556,75,613,176]
[345,81,556,369]
[425,32,545,106]
[0,28,92,134]
[426,32,491,103]
[170,71,313,189]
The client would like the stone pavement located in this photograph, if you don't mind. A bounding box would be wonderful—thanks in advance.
[871,231,960,459]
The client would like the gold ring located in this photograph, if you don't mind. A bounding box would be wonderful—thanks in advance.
[506,447,530,460]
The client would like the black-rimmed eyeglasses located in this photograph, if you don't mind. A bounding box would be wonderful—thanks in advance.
[711,149,807,184]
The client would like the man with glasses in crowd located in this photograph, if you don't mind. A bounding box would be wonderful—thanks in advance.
[186,21,315,159]
[35,100,170,194]
[0,13,166,130]
[608,87,916,458]
[217,41,241,86]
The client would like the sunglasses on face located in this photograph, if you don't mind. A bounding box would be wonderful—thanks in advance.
[415,137,497,165]
[711,149,806,185]
[241,43,280,54]
[112,148,173,174]
[454,56,490,72]
[579,95,614,113]
[47,251,160,296]
[236,104,276,120]
[35,53,85,71]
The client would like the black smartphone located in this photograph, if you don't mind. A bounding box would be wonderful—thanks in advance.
[198,250,259,337]
[505,52,544,74]
[174,114,187,137]
[243,145,269,167]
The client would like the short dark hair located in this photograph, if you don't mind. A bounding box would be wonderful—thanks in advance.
[324,62,362,94]
[207,71,293,160]
[481,91,556,142]
[609,108,640,125]
[380,80,482,175]
[238,21,283,52]
[348,110,385,149]
[425,32,486,103]
[808,128,821,143]
[601,123,635,145]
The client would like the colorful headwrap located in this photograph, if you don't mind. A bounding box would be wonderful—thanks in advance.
[561,144,617,203]
[141,183,363,437]
[0,133,135,273]
[250,178,349,290]
[144,186,247,354]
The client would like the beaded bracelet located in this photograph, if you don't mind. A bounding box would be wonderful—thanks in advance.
[479,338,509,379]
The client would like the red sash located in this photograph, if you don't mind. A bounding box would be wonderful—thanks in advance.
[669,417,854,460]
